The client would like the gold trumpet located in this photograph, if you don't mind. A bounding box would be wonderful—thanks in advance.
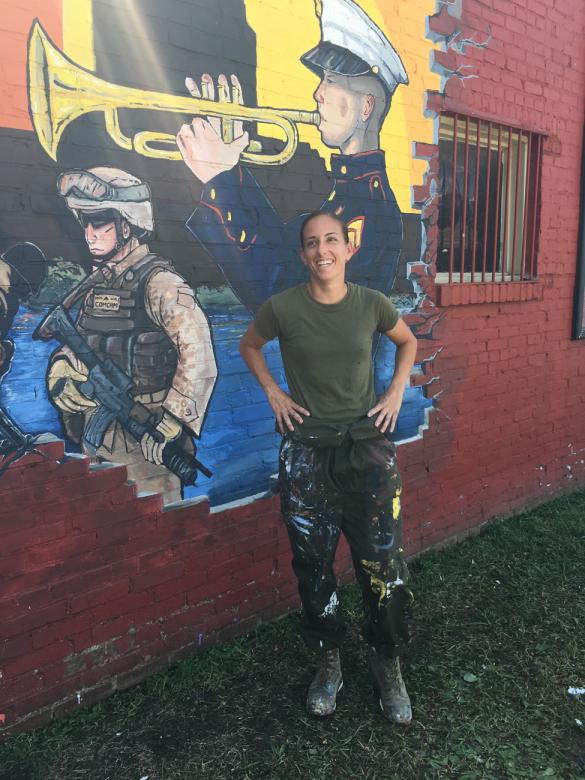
[27,20,319,164]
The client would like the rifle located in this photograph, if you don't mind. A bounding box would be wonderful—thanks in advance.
[33,305,212,484]
[0,405,45,477]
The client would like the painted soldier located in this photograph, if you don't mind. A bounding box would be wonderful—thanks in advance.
[46,167,217,503]
[0,242,46,378]
[177,0,408,313]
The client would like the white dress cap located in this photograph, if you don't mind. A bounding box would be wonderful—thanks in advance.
[305,0,408,94]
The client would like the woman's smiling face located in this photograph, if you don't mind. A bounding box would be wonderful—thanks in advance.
[300,213,354,282]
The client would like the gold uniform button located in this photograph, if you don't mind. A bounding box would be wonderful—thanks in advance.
[240,230,246,243]
[210,188,216,201]
[340,165,347,175]
[328,189,336,201]
[373,179,380,188]
[227,211,232,221]
[372,65,379,74]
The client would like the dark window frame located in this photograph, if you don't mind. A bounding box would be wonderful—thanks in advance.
[437,113,544,285]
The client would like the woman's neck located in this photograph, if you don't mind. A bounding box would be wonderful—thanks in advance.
[306,277,348,304]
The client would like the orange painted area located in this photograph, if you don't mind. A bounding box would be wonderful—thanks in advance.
[0,0,62,131]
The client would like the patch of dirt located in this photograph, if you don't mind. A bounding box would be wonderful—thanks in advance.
[0,768,33,780]
[558,728,585,775]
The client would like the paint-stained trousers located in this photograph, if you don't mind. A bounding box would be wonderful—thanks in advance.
[279,433,413,658]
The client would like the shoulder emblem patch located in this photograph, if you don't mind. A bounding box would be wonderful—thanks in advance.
[347,217,365,252]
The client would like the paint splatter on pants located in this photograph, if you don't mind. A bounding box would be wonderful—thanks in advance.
[279,433,413,658]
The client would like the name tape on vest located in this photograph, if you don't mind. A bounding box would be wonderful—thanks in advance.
[94,294,121,312]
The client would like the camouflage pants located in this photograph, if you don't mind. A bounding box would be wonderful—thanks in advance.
[66,398,189,505]
[86,426,182,505]
[279,434,413,658]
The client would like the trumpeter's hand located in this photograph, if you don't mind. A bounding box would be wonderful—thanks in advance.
[177,73,249,183]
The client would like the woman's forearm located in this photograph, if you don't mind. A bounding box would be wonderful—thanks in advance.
[386,338,417,395]
[391,340,417,387]
[240,337,310,432]
[239,342,280,396]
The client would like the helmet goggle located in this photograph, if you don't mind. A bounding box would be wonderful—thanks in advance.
[77,209,120,229]
[57,171,150,203]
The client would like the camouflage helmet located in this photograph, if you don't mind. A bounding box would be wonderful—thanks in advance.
[57,166,154,233]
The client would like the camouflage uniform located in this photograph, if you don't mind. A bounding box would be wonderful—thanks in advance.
[53,244,217,502]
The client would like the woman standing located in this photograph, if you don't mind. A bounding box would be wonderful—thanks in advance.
[240,210,417,724]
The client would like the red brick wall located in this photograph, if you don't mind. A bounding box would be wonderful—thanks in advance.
[2,0,585,737]
[0,442,353,733]
[399,0,585,554]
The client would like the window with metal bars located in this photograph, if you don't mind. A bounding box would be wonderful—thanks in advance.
[437,113,543,284]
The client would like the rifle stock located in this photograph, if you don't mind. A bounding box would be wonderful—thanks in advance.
[0,405,43,477]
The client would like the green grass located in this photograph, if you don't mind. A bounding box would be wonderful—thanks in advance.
[2,492,585,779]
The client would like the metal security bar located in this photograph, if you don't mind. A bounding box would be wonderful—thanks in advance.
[437,114,543,283]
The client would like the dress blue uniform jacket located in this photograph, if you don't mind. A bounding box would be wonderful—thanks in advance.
[185,150,403,313]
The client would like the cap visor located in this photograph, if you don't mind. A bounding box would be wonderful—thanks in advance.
[300,41,371,78]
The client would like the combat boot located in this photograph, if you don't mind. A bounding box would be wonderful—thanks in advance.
[306,648,343,716]
[367,647,412,725]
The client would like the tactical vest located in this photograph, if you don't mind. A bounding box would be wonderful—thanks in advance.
[76,253,178,395]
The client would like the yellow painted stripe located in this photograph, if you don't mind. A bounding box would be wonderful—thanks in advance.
[63,0,95,71]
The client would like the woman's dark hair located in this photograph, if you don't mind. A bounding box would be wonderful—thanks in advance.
[299,210,349,247]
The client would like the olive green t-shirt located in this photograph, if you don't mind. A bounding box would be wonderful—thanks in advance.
[254,283,399,425]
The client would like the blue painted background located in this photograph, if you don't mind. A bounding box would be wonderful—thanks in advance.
[0,302,432,506]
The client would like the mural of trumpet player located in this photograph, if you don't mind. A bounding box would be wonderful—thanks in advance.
[46,167,217,504]
[178,0,408,313]
[12,0,437,504]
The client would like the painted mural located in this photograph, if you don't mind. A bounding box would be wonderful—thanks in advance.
[0,0,440,505]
